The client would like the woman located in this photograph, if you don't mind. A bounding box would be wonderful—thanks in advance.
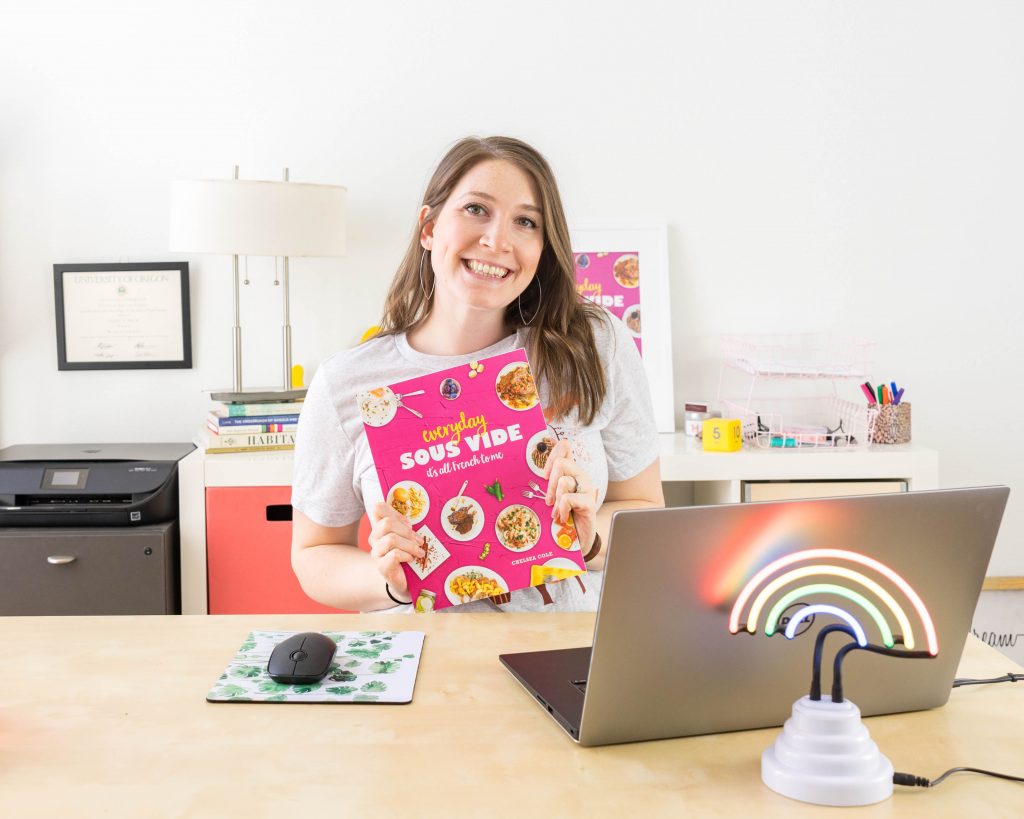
[291,136,663,612]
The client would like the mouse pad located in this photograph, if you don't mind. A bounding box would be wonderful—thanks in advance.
[206,630,425,704]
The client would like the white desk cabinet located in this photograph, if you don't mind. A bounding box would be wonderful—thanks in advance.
[658,435,938,505]
[178,436,939,614]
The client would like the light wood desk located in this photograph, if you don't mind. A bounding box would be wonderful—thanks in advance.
[4,614,1019,817]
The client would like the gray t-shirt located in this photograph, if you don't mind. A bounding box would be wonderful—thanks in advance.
[291,312,660,613]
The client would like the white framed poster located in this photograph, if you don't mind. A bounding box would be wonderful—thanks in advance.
[569,222,675,432]
[53,262,192,370]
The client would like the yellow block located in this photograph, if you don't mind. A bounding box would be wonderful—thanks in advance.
[703,418,743,452]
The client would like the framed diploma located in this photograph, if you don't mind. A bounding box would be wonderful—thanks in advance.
[53,262,193,370]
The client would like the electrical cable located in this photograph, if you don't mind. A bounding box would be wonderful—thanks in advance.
[831,641,933,703]
[808,623,858,701]
[952,672,1024,687]
[800,620,1024,793]
[894,767,1024,788]
[890,669,1024,789]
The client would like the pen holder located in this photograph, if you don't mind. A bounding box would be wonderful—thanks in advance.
[869,403,911,445]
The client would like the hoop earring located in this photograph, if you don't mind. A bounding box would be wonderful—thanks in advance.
[419,249,434,300]
[518,276,542,326]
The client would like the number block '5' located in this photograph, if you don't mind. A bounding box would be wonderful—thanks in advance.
[702,418,743,452]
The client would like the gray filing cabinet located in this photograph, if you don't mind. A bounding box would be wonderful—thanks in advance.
[0,523,179,615]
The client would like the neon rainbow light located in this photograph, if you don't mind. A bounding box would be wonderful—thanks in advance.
[745,564,916,649]
[764,584,894,647]
[784,604,867,646]
[728,548,938,655]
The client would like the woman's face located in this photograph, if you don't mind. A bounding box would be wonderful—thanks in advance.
[421,159,544,318]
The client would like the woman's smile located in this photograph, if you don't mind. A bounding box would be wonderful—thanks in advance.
[463,258,512,280]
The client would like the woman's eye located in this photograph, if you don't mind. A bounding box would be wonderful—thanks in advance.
[516,217,538,229]
[465,203,486,216]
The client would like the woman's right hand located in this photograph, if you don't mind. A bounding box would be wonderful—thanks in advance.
[367,501,425,599]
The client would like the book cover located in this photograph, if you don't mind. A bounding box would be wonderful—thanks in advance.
[209,412,301,427]
[358,349,585,612]
[215,400,304,417]
[574,251,642,355]
[195,428,296,454]
[206,418,297,435]
[211,430,295,448]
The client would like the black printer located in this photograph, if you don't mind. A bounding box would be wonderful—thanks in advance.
[0,442,193,527]
[0,443,194,615]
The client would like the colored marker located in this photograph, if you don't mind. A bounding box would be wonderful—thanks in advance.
[881,384,890,405]
[877,385,884,404]
[860,382,876,403]
[893,387,904,405]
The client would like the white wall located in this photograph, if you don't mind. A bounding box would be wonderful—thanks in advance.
[2,1,1022,572]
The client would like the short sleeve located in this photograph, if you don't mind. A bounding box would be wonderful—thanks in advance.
[290,364,364,527]
[596,315,661,482]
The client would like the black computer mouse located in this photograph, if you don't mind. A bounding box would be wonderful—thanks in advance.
[267,632,337,684]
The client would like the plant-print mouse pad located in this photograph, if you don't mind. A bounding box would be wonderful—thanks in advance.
[206,630,425,704]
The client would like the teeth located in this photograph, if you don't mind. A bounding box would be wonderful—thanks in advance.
[467,260,509,278]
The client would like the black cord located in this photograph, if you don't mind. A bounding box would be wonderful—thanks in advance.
[809,624,858,701]
[891,672,1024,789]
[894,767,1024,788]
[952,672,1024,688]
[831,641,934,703]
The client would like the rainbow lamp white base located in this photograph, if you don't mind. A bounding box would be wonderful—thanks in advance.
[761,695,894,806]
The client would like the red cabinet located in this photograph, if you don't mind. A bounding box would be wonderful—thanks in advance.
[205,485,370,614]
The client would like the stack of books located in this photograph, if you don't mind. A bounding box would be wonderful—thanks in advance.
[197,398,302,454]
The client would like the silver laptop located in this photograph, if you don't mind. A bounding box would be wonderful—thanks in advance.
[500,486,1009,746]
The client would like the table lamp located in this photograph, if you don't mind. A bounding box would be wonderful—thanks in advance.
[169,167,346,402]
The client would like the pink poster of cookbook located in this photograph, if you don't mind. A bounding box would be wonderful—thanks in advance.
[574,251,642,354]
[358,349,586,612]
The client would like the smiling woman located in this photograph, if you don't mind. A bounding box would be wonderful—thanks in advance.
[375,137,615,423]
[289,136,664,614]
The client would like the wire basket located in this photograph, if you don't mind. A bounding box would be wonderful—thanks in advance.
[721,395,879,450]
[719,334,874,380]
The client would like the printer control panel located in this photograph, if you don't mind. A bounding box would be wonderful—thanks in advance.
[42,467,89,490]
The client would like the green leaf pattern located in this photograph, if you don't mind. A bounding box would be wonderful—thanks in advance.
[206,630,424,705]
[229,665,263,679]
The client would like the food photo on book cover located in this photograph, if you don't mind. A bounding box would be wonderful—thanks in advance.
[358,349,586,612]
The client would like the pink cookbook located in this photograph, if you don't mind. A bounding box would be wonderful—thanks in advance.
[358,349,586,612]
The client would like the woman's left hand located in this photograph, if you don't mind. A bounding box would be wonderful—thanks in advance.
[543,439,598,557]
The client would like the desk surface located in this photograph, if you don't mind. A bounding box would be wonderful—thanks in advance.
[3,614,1020,817]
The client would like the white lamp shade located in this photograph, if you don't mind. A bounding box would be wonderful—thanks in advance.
[169,178,347,257]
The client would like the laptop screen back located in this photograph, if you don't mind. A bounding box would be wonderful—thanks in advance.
[578,487,1009,746]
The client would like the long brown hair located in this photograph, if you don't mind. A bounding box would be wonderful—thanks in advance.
[377,136,609,424]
